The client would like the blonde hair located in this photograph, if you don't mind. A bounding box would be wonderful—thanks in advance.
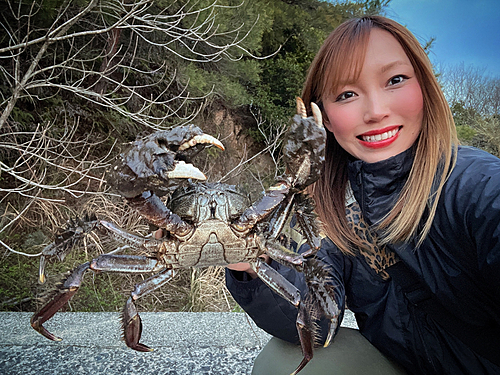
[302,16,458,255]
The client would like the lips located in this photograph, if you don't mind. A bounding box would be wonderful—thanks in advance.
[358,126,401,149]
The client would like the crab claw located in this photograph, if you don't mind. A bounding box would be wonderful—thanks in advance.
[122,297,153,352]
[31,262,90,341]
[283,98,326,191]
[165,160,206,180]
[108,125,224,198]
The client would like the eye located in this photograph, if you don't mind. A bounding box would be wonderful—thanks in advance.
[388,75,409,86]
[335,91,356,102]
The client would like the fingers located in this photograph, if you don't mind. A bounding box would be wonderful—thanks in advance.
[226,262,253,272]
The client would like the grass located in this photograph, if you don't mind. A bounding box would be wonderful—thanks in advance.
[0,192,241,313]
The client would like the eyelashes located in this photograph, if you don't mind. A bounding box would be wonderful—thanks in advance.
[388,74,409,86]
[335,91,356,102]
[334,74,411,102]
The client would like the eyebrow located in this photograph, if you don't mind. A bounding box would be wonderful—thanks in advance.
[381,60,410,74]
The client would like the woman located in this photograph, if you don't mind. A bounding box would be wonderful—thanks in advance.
[226,16,500,375]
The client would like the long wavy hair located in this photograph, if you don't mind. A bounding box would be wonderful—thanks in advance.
[302,16,458,255]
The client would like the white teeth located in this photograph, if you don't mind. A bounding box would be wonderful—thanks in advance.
[362,128,398,142]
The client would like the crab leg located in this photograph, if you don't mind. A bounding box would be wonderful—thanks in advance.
[251,259,315,375]
[98,220,167,251]
[90,254,163,273]
[293,194,323,257]
[122,268,176,352]
[256,234,305,271]
[126,192,194,238]
[31,261,90,341]
[31,254,167,343]
[302,258,339,347]
[295,304,315,375]
[232,182,291,234]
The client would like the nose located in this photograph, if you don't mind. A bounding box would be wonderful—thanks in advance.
[363,91,390,124]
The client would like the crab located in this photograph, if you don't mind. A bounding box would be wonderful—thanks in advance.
[31,98,338,375]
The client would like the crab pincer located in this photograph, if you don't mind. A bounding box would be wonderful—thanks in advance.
[108,125,225,198]
[283,98,326,191]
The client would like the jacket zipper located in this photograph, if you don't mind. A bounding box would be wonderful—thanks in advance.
[357,166,365,213]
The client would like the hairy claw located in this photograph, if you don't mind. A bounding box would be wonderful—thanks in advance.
[39,215,98,284]
[283,98,326,191]
[108,125,224,198]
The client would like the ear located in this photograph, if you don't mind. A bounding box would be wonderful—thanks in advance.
[322,114,334,133]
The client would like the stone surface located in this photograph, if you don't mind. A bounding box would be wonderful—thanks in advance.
[0,311,357,375]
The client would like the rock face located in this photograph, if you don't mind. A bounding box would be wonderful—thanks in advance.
[195,104,278,198]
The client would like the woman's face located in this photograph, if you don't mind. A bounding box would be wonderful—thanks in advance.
[322,28,424,163]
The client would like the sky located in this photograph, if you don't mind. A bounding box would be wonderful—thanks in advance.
[385,0,500,76]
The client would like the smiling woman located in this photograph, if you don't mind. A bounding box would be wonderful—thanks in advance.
[226,15,500,375]
[322,28,423,162]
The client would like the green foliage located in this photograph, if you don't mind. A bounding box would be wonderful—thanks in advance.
[456,125,476,143]
[249,0,388,125]
[0,256,36,307]
[232,304,244,312]
[176,0,391,126]
[450,101,500,156]
[10,107,35,124]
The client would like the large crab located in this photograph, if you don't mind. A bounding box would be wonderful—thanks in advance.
[31,98,338,375]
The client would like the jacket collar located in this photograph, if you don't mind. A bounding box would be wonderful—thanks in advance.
[347,146,415,225]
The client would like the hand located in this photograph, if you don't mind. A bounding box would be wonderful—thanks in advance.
[226,255,271,279]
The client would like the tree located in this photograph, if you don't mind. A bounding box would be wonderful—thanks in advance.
[0,0,264,131]
[0,0,264,253]
[252,0,389,122]
[439,63,500,155]
[440,63,500,117]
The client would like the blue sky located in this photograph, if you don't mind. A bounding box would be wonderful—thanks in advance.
[385,0,500,76]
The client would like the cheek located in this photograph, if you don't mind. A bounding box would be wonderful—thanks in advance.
[399,82,424,125]
[324,105,359,139]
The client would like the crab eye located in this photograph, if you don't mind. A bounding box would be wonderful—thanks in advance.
[198,195,209,206]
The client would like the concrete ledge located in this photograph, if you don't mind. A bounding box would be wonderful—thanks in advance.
[0,311,357,375]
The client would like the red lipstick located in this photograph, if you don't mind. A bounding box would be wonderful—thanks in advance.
[358,126,401,149]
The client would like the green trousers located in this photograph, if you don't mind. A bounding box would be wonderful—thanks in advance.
[252,328,408,375]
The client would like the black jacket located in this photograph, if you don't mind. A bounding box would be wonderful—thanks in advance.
[226,146,500,375]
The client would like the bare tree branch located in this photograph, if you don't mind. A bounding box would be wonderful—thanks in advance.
[218,105,287,184]
[0,0,266,130]
[0,0,268,254]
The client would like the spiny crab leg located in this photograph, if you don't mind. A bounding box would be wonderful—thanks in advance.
[251,259,315,375]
